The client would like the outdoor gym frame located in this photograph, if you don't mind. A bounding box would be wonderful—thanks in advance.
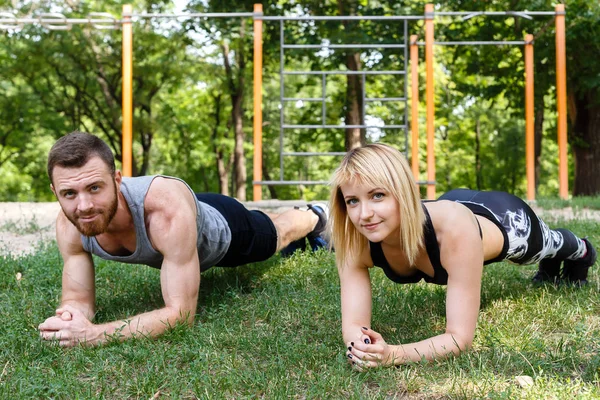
[0,3,568,201]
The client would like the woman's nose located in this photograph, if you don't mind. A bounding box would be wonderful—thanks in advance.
[360,202,374,219]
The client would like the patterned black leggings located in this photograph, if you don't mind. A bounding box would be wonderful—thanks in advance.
[439,189,586,265]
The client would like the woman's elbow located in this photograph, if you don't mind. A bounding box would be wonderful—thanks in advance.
[446,331,474,353]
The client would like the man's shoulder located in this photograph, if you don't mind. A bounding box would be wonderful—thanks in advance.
[144,176,197,215]
[147,176,193,198]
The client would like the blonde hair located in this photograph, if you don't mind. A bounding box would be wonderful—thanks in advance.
[328,143,425,268]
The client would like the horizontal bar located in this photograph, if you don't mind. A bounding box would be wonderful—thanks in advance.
[283,97,407,102]
[365,97,406,102]
[416,41,527,46]
[254,180,436,186]
[283,44,406,49]
[282,97,324,102]
[253,180,331,185]
[260,15,424,21]
[0,17,121,24]
[283,152,346,156]
[283,70,405,76]
[283,124,406,129]
[130,12,254,18]
[435,11,557,17]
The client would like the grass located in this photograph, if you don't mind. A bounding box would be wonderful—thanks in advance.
[535,196,600,210]
[1,218,599,399]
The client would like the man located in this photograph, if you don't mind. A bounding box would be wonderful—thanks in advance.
[38,131,328,347]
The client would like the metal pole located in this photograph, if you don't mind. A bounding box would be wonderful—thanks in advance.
[403,19,409,158]
[279,20,284,182]
[525,34,535,201]
[555,4,568,199]
[122,5,133,177]
[410,35,419,181]
[252,4,263,201]
[425,4,435,199]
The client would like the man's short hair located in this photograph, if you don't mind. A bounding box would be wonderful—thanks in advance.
[47,131,116,183]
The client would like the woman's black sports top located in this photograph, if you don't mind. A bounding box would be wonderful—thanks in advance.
[369,206,450,285]
[369,204,485,285]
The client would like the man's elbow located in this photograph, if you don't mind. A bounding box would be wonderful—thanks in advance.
[167,304,196,327]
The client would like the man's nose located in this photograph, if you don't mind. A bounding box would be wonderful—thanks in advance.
[77,194,94,212]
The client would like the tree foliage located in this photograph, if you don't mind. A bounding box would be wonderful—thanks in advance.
[0,0,598,201]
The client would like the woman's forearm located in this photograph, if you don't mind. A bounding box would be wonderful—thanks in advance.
[389,333,471,365]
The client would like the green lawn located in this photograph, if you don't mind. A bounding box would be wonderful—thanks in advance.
[535,196,600,210]
[1,218,599,399]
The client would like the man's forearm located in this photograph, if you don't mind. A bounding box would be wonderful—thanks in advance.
[87,306,195,346]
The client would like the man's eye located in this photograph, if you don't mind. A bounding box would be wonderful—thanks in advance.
[91,186,99,192]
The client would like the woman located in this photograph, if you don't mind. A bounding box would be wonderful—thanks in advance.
[329,143,596,368]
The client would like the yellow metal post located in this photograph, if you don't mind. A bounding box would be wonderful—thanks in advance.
[555,4,568,199]
[410,35,420,182]
[525,34,535,201]
[252,4,264,201]
[425,4,435,199]
[122,5,133,177]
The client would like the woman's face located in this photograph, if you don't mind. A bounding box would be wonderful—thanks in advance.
[339,180,401,244]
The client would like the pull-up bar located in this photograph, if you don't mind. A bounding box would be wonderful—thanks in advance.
[410,3,567,200]
[0,3,568,200]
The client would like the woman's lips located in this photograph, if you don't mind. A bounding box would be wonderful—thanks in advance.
[362,222,380,231]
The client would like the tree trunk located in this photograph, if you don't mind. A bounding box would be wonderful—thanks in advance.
[338,1,365,151]
[262,153,278,199]
[232,93,246,200]
[221,21,247,201]
[344,53,365,150]
[571,91,600,195]
[137,104,153,176]
[534,100,545,193]
[211,93,230,195]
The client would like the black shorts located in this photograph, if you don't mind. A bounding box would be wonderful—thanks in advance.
[195,193,278,268]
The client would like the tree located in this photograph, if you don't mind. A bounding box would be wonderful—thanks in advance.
[438,0,600,196]
[0,0,193,176]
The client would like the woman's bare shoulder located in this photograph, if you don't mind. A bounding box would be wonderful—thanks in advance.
[424,200,474,236]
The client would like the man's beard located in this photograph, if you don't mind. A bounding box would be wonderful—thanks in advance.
[67,183,118,237]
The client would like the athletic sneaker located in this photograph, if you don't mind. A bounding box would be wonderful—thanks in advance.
[561,238,597,286]
[307,203,329,251]
[532,258,562,284]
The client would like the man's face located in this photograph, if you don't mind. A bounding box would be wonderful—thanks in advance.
[51,156,120,237]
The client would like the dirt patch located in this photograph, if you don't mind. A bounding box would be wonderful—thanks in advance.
[0,202,598,257]
[0,202,60,256]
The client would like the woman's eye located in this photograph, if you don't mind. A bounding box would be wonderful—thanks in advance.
[346,198,358,206]
[373,192,384,200]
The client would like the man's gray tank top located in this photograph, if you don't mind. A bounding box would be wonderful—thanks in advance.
[81,175,231,271]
